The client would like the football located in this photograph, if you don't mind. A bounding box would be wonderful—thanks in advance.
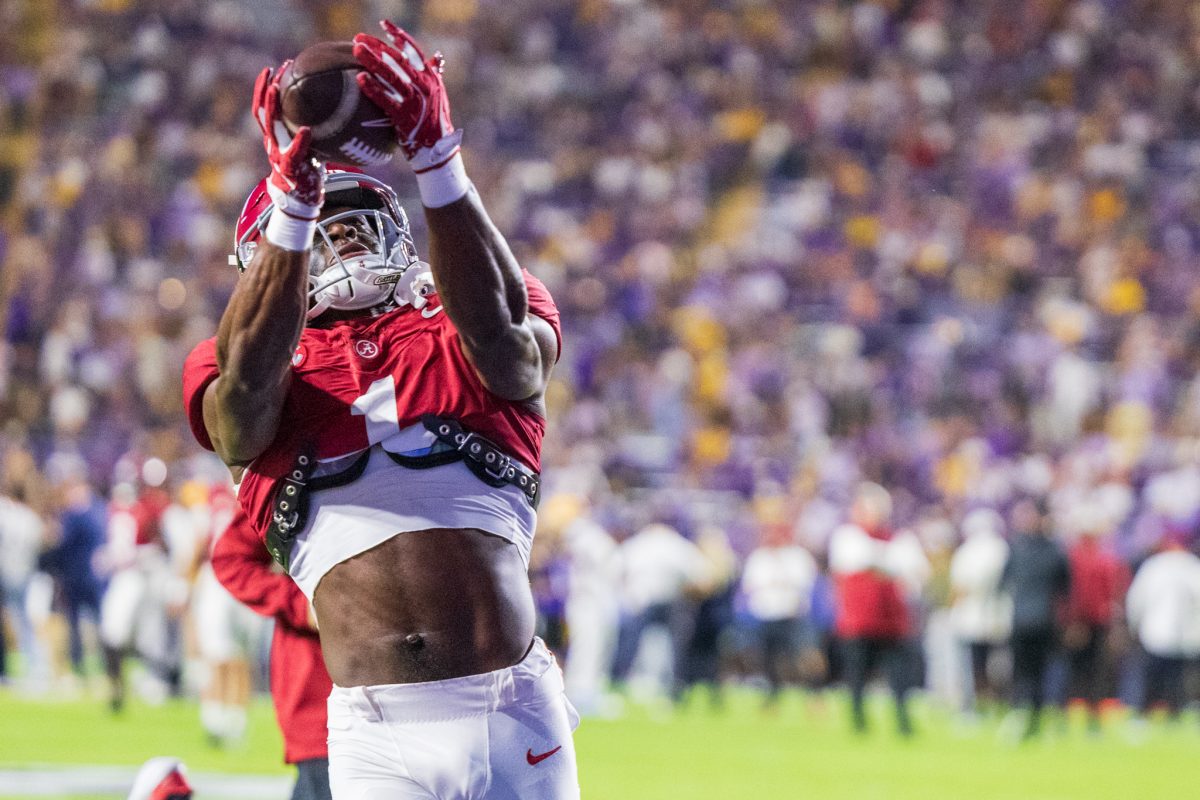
[278,41,397,167]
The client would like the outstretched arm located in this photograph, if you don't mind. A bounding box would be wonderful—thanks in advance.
[354,22,556,405]
[424,191,556,404]
[204,64,325,466]
[205,241,308,465]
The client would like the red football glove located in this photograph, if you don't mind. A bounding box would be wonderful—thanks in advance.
[353,21,462,173]
[252,62,325,218]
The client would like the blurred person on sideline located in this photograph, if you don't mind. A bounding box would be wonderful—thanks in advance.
[1000,498,1071,741]
[182,22,575,797]
[948,508,1012,718]
[1062,509,1129,733]
[43,471,108,679]
[828,482,920,736]
[612,520,707,702]
[188,480,265,748]
[1124,534,1200,728]
[740,519,818,710]
[97,471,177,711]
[212,503,333,799]
[0,485,48,687]
[674,525,738,707]
[548,495,622,718]
[0,547,7,682]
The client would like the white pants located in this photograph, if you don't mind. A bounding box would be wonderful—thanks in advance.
[327,638,580,799]
[564,594,619,714]
[100,563,168,661]
[192,564,264,663]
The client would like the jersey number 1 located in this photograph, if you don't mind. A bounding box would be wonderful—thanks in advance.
[350,376,401,444]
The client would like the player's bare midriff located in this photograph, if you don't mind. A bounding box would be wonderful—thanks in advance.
[311,526,536,687]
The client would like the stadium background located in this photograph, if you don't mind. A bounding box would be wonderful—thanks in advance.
[3,0,1200,797]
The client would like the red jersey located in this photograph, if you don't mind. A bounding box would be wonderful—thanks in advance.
[182,271,561,542]
[1066,538,1130,627]
[204,483,238,558]
[831,525,912,640]
[133,487,171,547]
[834,572,911,640]
[210,503,331,763]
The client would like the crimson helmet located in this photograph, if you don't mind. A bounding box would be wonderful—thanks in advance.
[230,167,426,319]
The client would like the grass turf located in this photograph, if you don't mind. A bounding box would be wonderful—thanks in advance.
[2,688,1198,799]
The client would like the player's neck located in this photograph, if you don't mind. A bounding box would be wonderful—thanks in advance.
[308,304,396,328]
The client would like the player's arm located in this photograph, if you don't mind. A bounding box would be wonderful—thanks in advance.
[204,63,326,466]
[205,241,307,464]
[425,193,556,402]
[353,22,555,403]
[206,241,308,464]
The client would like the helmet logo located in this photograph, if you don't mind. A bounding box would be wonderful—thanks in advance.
[354,340,380,359]
[372,273,402,286]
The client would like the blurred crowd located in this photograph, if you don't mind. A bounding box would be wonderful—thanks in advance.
[4,0,1200,740]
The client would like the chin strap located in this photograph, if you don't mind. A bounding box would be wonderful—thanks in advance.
[394,263,435,309]
[307,257,431,321]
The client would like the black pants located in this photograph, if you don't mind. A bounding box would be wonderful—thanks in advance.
[965,640,1000,711]
[1066,623,1108,715]
[1011,628,1057,717]
[612,603,670,682]
[612,601,694,687]
[1139,653,1188,716]
[760,619,800,702]
[63,584,102,674]
[0,574,7,680]
[676,587,734,697]
[292,758,332,800]
[840,637,913,734]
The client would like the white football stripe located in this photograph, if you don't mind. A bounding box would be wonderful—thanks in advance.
[340,136,394,166]
[402,42,426,71]
[380,52,413,84]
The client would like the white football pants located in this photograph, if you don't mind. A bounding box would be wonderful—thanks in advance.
[327,638,580,799]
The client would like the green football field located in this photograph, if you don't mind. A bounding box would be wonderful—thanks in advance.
[1,688,1197,799]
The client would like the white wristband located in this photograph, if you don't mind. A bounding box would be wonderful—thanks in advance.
[416,152,470,208]
[265,209,317,252]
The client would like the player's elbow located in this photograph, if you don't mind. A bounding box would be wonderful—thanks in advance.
[466,336,545,401]
[476,357,544,401]
[212,403,279,465]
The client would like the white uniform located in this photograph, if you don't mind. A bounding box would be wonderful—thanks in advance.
[191,495,264,663]
[741,545,818,623]
[1126,550,1200,658]
[99,505,170,661]
[0,496,46,680]
[563,516,621,715]
[327,638,579,799]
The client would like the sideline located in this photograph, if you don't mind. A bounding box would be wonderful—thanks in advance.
[0,765,291,799]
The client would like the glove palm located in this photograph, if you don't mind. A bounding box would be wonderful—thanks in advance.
[353,21,461,173]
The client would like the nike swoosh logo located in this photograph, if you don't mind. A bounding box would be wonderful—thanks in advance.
[361,118,394,127]
[526,746,562,765]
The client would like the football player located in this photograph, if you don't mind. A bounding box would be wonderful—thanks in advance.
[188,480,265,748]
[210,502,333,800]
[182,21,578,799]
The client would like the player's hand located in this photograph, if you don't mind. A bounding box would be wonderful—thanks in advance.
[352,21,462,173]
[252,61,325,217]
